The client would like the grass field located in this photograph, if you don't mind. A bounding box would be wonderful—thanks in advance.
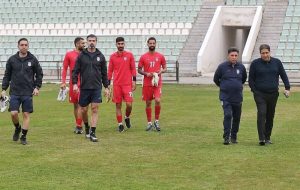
[0,84,299,190]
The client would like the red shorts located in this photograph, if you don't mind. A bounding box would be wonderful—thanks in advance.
[69,85,80,104]
[113,85,133,103]
[142,86,162,101]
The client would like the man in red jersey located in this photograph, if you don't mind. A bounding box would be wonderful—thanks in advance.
[108,37,137,132]
[60,37,85,134]
[138,37,167,131]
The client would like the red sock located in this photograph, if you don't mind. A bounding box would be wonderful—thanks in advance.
[125,107,131,118]
[76,118,82,127]
[155,105,161,120]
[116,114,123,123]
[146,108,152,122]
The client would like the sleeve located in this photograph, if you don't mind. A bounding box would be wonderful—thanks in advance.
[130,53,137,77]
[213,65,221,87]
[2,59,12,90]
[242,65,247,84]
[61,53,69,84]
[101,56,109,88]
[33,58,43,89]
[248,61,256,92]
[138,55,144,69]
[161,55,167,69]
[72,54,81,85]
[278,61,290,90]
[107,55,114,80]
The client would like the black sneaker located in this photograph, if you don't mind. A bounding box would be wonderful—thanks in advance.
[20,135,27,145]
[223,138,230,145]
[265,140,273,144]
[90,132,98,142]
[118,124,125,132]
[231,138,238,144]
[124,117,131,129]
[74,126,83,134]
[85,126,90,138]
[13,127,21,141]
[259,140,265,146]
[145,123,153,131]
[154,120,161,131]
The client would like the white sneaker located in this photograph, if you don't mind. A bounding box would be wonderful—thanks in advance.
[0,96,10,112]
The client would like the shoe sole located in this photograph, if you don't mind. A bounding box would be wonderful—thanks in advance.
[90,138,98,142]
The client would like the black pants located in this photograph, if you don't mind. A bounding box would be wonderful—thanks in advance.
[222,101,242,140]
[253,91,279,141]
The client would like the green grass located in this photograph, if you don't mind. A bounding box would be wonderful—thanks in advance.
[0,84,299,190]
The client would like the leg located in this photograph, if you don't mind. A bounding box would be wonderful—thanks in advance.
[265,92,279,141]
[231,103,242,142]
[222,101,232,144]
[154,98,161,131]
[74,103,83,134]
[116,103,125,132]
[254,93,267,144]
[11,111,21,141]
[124,102,132,129]
[145,100,153,131]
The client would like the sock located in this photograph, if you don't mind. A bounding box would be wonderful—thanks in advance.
[155,105,161,120]
[91,127,96,133]
[116,114,123,123]
[118,123,123,126]
[84,122,89,128]
[146,107,152,123]
[76,118,82,127]
[14,122,20,129]
[21,128,28,137]
[125,107,131,118]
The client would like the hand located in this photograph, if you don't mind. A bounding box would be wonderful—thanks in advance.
[146,72,153,77]
[60,83,66,90]
[32,88,39,96]
[132,81,136,91]
[73,84,79,93]
[1,90,6,98]
[284,90,290,98]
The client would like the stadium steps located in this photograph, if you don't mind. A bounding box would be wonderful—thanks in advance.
[178,0,224,77]
[251,0,288,60]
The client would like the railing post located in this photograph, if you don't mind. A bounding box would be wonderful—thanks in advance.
[176,60,179,83]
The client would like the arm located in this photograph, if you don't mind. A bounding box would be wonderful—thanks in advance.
[72,55,81,85]
[248,61,256,92]
[158,55,167,75]
[33,58,43,89]
[130,54,137,91]
[101,57,109,89]
[107,55,114,83]
[2,59,12,91]
[138,56,152,77]
[242,65,247,84]
[61,53,69,88]
[278,61,290,91]
[213,65,221,86]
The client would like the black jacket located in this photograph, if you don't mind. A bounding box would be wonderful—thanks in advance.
[72,48,108,89]
[214,61,247,103]
[249,57,290,93]
[2,51,43,96]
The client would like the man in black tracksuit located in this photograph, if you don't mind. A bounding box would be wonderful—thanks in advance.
[1,38,43,145]
[72,34,109,142]
[214,47,247,145]
[249,44,290,146]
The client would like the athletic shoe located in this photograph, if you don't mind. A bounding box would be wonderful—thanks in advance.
[265,140,273,144]
[124,117,131,129]
[0,95,10,112]
[231,138,238,144]
[85,126,90,138]
[118,124,125,132]
[13,127,21,141]
[90,132,98,142]
[259,140,265,146]
[20,135,27,145]
[74,126,83,134]
[145,123,153,131]
[223,138,230,145]
[154,120,161,131]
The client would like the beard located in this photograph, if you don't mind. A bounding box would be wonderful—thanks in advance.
[118,47,124,52]
[89,44,95,49]
[149,46,155,51]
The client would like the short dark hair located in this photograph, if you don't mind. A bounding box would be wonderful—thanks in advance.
[259,44,270,53]
[74,37,84,46]
[228,47,239,54]
[147,37,156,43]
[116,37,125,43]
[18,38,28,45]
[87,34,97,41]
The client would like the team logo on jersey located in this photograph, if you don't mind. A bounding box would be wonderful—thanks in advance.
[124,57,127,61]
[236,69,240,75]
[155,58,159,62]
[97,57,100,62]
[28,62,31,66]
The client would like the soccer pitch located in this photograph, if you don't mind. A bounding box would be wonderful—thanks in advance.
[0,84,299,190]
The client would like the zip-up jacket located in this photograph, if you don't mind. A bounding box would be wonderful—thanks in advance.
[2,51,43,96]
[249,57,290,93]
[214,61,247,103]
[72,48,108,89]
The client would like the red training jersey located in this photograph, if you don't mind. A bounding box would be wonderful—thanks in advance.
[108,51,137,86]
[61,50,80,86]
[138,52,166,87]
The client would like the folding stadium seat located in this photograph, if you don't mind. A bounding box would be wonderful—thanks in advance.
[149,29,157,35]
[142,29,149,35]
[130,23,137,29]
[181,29,189,35]
[118,29,126,35]
[103,29,110,35]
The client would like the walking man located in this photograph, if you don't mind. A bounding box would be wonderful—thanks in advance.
[213,47,247,145]
[108,37,137,132]
[72,34,110,142]
[1,38,43,145]
[249,44,290,146]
